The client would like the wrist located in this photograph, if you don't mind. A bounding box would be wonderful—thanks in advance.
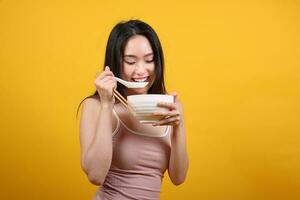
[173,121,184,133]
[100,101,114,109]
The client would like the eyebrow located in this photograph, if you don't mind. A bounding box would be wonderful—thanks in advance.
[123,53,153,58]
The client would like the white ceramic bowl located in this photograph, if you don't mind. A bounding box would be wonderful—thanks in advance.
[127,94,174,123]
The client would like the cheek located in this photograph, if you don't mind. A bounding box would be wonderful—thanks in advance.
[122,64,134,78]
[148,64,155,75]
[148,65,156,85]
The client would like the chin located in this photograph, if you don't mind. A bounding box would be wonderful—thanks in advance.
[127,88,148,95]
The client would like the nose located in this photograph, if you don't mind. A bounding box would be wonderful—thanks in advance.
[135,62,147,75]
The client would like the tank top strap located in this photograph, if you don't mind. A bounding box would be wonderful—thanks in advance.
[112,108,121,137]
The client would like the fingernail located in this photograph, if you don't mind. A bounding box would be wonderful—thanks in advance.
[105,66,110,71]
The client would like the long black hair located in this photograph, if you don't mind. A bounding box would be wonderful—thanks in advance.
[76,19,166,119]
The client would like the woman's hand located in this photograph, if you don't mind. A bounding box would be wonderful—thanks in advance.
[94,66,117,105]
[152,92,183,127]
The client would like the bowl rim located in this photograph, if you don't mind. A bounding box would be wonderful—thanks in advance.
[127,94,174,101]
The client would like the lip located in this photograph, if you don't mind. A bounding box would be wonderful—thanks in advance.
[131,76,149,82]
[132,76,149,79]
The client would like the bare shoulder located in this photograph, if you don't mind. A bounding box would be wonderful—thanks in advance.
[80,96,118,134]
[82,96,101,110]
[80,96,101,130]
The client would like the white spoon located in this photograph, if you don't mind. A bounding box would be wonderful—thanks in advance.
[114,77,148,88]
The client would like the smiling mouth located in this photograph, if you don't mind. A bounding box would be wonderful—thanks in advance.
[131,76,149,82]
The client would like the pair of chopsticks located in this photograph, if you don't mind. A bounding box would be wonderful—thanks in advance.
[113,89,135,114]
[113,89,127,107]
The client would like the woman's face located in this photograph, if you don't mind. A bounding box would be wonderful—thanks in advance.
[121,35,155,95]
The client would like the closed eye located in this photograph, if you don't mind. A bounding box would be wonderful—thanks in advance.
[146,59,154,63]
[125,61,135,65]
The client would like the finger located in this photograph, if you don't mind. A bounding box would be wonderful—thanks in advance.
[95,76,113,86]
[153,115,181,126]
[157,102,177,110]
[94,77,115,91]
[99,80,116,94]
[153,110,180,117]
[95,66,114,78]
[96,70,114,80]
[106,79,117,89]
[170,91,177,102]
[169,91,177,96]
[101,75,115,83]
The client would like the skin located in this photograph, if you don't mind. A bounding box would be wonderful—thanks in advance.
[121,34,156,96]
[80,35,189,186]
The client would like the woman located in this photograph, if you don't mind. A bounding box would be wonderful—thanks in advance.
[78,19,189,200]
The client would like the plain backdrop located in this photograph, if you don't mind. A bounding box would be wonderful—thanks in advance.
[0,0,299,199]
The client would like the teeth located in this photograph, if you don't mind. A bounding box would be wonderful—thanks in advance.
[133,77,148,82]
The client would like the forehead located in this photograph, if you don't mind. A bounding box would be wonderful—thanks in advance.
[124,35,153,55]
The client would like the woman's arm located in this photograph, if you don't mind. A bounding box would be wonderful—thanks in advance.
[80,98,114,186]
[168,115,189,185]
[80,66,116,186]
[153,93,189,185]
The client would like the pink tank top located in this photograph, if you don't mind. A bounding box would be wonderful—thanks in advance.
[92,109,172,200]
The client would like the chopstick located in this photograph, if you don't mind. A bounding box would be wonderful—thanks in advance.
[113,89,127,106]
[113,89,135,114]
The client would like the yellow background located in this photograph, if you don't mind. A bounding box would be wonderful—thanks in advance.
[0,0,299,199]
